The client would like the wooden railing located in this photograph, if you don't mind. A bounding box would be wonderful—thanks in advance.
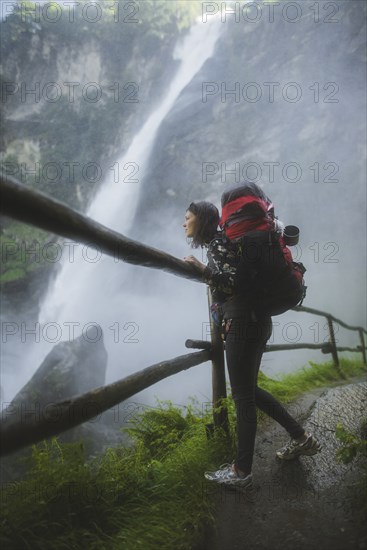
[0,175,366,456]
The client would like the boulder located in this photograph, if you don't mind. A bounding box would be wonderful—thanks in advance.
[1,328,127,482]
[10,325,107,407]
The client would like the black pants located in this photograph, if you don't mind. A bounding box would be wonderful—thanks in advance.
[225,316,305,473]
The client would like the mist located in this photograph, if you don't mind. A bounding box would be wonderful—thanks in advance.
[1,0,366,413]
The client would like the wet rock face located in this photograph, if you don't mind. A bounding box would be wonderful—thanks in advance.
[134,1,366,329]
[137,0,366,223]
[301,381,367,489]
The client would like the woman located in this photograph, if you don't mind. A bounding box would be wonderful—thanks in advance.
[183,201,238,305]
[183,198,321,489]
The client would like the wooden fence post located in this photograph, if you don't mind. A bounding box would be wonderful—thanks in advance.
[207,288,229,435]
[358,329,367,365]
[326,315,344,377]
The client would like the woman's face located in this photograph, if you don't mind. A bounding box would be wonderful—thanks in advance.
[183,210,198,238]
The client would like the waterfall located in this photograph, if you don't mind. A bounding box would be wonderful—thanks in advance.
[5,18,222,403]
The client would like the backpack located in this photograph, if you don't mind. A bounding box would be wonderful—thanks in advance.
[220,183,306,317]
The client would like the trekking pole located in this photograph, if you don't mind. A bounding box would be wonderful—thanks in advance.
[207,288,229,436]
[326,315,345,378]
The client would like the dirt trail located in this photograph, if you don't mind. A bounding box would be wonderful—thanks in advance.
[199,378,367,550]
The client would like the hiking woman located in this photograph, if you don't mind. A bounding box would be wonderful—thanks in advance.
[183,196,321,489]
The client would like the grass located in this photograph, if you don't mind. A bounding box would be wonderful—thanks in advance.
[258,357,366,403]
[0,358,365,549]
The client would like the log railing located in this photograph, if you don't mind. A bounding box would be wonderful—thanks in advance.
[1,351,210,456]
[0,175,366,456]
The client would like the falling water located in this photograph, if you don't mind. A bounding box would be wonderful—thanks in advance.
[5,18,223,403]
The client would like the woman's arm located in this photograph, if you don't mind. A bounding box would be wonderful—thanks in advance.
[184,239,239,298]
[183,255,206,273]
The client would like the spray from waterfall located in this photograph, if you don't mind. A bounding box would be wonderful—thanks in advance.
[4,17,223,403]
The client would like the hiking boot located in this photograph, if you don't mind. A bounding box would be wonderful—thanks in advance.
[276,433,321,461]
[204,463,253,488]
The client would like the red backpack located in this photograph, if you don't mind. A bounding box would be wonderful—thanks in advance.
[220,183,306,317]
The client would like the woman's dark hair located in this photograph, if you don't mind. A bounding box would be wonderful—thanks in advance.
[187,201,219,248]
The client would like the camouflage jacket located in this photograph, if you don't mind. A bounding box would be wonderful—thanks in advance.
[202,236,240,303]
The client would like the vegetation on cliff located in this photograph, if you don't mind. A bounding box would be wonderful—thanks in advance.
[0,0,202,283]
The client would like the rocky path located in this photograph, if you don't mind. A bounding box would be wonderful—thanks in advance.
[200,379,367,550]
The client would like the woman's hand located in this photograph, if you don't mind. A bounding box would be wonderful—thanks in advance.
[183,255,206,273]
